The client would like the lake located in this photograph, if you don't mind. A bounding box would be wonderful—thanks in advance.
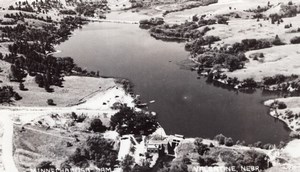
[56,22,290,144]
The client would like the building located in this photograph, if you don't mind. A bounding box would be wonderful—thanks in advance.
[146,134,184,156]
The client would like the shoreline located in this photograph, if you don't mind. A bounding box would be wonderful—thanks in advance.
[264,98,300,133]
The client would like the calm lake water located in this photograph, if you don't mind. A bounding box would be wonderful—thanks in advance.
[56,22,290,144]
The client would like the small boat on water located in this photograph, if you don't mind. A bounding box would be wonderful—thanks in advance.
[136,103,147,108]
[149,100,155,104]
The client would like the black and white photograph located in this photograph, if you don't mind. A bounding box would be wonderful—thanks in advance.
[0,0,300,171]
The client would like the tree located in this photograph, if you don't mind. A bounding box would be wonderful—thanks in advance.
[14,93,22,101]
[121,155,135,172]
[169,162,188,172]
[36,161,56,171]
[225,137,234,146]
[195,141,209,155]
[10,64,27,82]
[272,35,284,45]
[132,164,151,172]
[194,137,203,147]
[47,99,55,106]
[0,86,15,103]
[214,134,226,145]
[198,155,217,166]
[192,15,199,22]
[19,82,25,91]
[254,141,263,148]
[89,118,106,133]
[278,102,287,109]
[35,74,44,87]
[242,78,257,88]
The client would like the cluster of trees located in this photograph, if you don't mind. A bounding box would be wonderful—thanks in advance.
[0,15,88,91]
[158,161,189,172]
[246,5,271,13]
[26,0,64,14]
[269,13,283,25]
[36,161,56,172]
[196,52,245,71]
[110,106,158,136]
[139,17,164,29]
[8,0,35,12]
[63,135,118,169]
[9,59,27,82]
[0,86,22,103]
[121,155,135,172]
[228,39,272,54]
[1,17,84,44]
[270,100,288,110]
[290,36,300,44]
[75,1,109,17]
[59,9,77,15]
[4,12,53,23]
[214,134,234,146]
[6,41,75,91]
[221,149,271,171]
[194,138,210,155]
[185,35,220,53]
[162,0,218,16]
[186,39,273,73]
[263,74,287,85]
[198,18,218,26]
[149,21,212,41]
[241,78,257,88]
[279,3,300,18]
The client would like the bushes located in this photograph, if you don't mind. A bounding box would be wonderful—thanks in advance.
[289,131,300,138]
[237,150,270,170]
[194,51,244,71]
[290,36,300,44]
[121,155,135,172]
[89,118,106,133]
[220,149,271,170]
[194,139,210,155]
[214,134,226,145]
[254,141,263,148]
[19,83,25,91]
[277,101,287,109]
[47,99,55,106]
[272,35,285,45]
[242,78,257,88]
[0,86,20,103]
[36,161,56,171]
[198,155,217,166]
[60,9,77,15]
[139,18,164,29]
[225,137,234,147]
[14,93,22,101]
[263,75,286,85]
[216,15,229,24]
[214,134,235,147]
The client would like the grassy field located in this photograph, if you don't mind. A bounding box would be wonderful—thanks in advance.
[0,57,128,107]
[13,124,78,171]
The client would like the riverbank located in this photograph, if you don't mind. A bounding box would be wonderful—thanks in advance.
[265,97,300,133]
